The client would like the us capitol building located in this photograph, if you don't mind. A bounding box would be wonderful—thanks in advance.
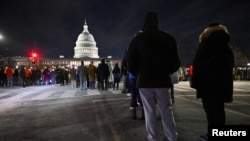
[73,20,99,59]
[0,20,121,68]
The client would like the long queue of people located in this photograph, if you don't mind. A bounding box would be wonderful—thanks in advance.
[178,66,250,82]
[233,67,250,80]
[0,59,122,89]
[0,65,70,87]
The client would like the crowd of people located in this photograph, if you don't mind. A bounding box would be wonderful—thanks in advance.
[0,60,121,90]
[1,61,248,89]
[0,65,73,87]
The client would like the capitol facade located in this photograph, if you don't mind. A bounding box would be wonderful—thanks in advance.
[73,20,99,58]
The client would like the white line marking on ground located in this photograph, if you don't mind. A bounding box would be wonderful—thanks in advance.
[175,96,250,118]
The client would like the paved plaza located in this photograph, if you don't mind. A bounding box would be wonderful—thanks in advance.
[0,81,249,141]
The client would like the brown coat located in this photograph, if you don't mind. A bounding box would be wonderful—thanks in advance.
[88,64,96,81]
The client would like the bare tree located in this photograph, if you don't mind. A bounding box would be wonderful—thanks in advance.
[232,45,249,66]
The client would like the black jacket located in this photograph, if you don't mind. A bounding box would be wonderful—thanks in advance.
[191,25,234,102]
[127,13,180,88]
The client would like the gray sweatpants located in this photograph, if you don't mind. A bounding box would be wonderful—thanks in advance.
[139,88,177,141]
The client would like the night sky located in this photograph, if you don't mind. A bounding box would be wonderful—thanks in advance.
[0,0,250,66]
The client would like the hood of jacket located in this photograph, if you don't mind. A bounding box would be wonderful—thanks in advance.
[142,12,159,31]
[199,24,230,43]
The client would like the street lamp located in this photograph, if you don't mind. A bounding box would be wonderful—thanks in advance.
[0,33,3,40]
[0,33,4,53]
[0,33,13,66]
[0,33,4,66]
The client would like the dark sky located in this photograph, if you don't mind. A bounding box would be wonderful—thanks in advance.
[0,0,250,66]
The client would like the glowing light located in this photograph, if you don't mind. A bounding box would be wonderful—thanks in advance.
[0,34,3,40]
[32,53,37,57]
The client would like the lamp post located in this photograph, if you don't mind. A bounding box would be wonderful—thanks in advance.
[0,33,3,66]
[0,33,13,66]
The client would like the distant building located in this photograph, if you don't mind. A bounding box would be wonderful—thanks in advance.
[0,56,121,70]
[74,20,99,58]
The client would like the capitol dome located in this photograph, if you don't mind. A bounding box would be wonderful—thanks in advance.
[73,20,99,58]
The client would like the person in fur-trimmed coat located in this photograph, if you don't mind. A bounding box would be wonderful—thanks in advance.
[191,23,234,140]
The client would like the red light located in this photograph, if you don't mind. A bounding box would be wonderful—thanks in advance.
[189,65,193,76]
[32,53,37,57]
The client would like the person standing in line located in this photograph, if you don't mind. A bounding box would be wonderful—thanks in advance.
[13,67,19,86]
[60,66,66,86]
[64,67,69,85]
[97,58,110,90]
[126,30,144,120]
[112,62,121,90]
[108,61,114,89]
[121,53,129,94]
[20,66,26,87]
[4,65,14,87]
[34,67,42,85]
[70,65,77,88]
[191,23,234,141]
[86,66,89,88]
[25,66,32,86]
[88,61,97,89]
[127,12,180,141]
[0,67,7,87]
[77,61,88,90]
[169,71,179,104]
[42,66,50,85]
[50,68,56,85]
[128,70,144,120]
[55,65,62,85]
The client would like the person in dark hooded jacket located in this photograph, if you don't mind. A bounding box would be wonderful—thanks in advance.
[97,58,110,90]
[191,23,234,140]
[127,12,180,141]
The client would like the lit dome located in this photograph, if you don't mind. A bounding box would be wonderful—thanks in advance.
[77,30,95,42]
[74,20,99,58]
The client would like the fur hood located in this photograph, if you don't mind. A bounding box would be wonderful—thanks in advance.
[199,24,229,43]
